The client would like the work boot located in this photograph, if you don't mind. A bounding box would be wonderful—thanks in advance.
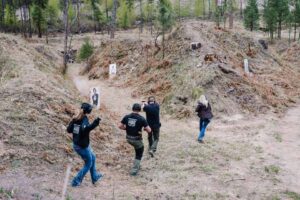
[148,149,154,157]
[130,159,141,176]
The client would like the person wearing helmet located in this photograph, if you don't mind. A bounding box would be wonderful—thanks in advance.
[142,96,161,157]
[67,103,103,187]
[195,95,213,143]
[119,103,152,176]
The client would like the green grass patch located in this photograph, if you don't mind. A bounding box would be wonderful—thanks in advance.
[264,165,280,175]
[284,191,300,200]
[273,133,283,142]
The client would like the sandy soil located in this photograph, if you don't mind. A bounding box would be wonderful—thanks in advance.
[0,22,300,200]
[62,63,300,200]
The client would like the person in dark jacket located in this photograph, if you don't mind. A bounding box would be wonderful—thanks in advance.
[119,103,152,176]
[195,95,213,143]
[67,103,103,187]
[142,96,161,157]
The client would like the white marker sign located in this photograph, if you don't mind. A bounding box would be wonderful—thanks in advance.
[109,63,117,76]
[90,87,100,109]
[244,59,250,75]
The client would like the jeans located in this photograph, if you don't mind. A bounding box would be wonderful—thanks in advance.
[198,118,210,141]
[148,127,160,152]
[72,144,102,186]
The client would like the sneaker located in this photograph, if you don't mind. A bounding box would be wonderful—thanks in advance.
[92,173,104,185]
[71,181,81,187]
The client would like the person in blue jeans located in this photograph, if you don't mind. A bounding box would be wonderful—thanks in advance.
[195,95,213,143]
[67,103,103,187]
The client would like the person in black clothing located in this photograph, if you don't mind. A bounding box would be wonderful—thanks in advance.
[119,103,152,176]
[67,103,103,187]
[195,95,213,143]
[143,96,161,157]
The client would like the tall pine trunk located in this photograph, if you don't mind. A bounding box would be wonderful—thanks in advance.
[278,16,282,39]
[240,0,243,18]
[294,23,297,41]
[76,0,80,34]
[110,0,117,38]
[139,0,143,33]
[63,0,69,74]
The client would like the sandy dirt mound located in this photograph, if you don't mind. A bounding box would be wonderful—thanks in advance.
[0,34,131,199]
[81,20,300,118]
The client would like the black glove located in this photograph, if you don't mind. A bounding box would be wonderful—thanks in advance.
[94,117,101,126]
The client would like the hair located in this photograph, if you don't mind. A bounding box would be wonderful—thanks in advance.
[73,109,85,121]
[198,95,208,108]
[132,103,141,112]
[148,96,156,103]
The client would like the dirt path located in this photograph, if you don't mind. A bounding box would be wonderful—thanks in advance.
[66,63,300,200]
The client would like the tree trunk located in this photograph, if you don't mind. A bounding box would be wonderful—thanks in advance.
[278,18,281,39]
[178,0,181,20]
[76,0,80,34]
[294,23,297,41]
[208,0,211,19]
[162,29,165,58]
[1,0,5,30]
[63,0,69,74]
[19,1,26,37]
[105,0,109,34]
[239,0,243,18]
[202,0,205,18]
[229,12,233,29]
[27,1,32,38]
[110,0,117,39]
[38,23,42,38]
[139,0,143,33]
[270,31,274,42]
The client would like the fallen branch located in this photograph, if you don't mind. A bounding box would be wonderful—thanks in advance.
[224,178,246,183]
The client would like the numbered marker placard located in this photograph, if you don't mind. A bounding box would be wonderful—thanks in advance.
[90,87,100,109]
[244,59,250,75]
[109,63,117,77]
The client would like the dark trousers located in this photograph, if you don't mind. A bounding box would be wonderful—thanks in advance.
[148,127,160,152]
[127,139,144,160]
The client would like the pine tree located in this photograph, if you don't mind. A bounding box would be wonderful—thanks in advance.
[263,0,277,41]
[194,0,204,17]
[157,0,173,58]
[274,0,289,39]
[32,0,48,37]
[244,0,259,31]
[46,0,60,28]
[4,3,18,32]
[295,0,300,40]
[117,0,134,28]
[79,38,94,61]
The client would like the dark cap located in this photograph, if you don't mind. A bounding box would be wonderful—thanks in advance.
[132,103,141,112]
[81,103,93,114]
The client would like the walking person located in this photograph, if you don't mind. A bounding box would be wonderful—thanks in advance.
[195,95,213,143]
[142,96,161,157]
[119,103,152,176]
[67,103,103,187]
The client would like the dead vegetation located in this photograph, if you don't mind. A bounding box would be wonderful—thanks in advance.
[0,34,130,179]
[80,21,300,118]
